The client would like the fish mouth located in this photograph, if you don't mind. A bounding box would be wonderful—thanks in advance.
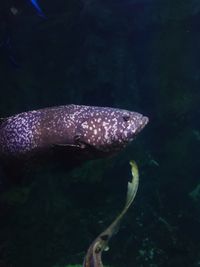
[120,114,148,144]
[137,115,149,133]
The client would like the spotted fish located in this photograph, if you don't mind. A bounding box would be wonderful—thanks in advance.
[0,104,148,160]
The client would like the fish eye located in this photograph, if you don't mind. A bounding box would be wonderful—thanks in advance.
[123,115,130,122]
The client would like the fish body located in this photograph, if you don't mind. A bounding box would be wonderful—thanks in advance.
[83,160,139,267]
[0,104,148,160]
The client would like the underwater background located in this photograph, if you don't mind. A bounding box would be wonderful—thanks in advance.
[0,0,200,266]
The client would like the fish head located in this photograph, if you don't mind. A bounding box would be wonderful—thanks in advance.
[77,107,149,153]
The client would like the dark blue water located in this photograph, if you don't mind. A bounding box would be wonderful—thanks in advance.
[0,1,200,266]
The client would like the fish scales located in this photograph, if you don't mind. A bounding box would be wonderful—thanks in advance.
[0,104,149,159]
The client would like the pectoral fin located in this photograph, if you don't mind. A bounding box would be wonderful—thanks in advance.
[53,143,82,150]
[53,141,87,151]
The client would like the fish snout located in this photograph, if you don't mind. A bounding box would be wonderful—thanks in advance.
[126,113,149,140]
[137,115,149,133]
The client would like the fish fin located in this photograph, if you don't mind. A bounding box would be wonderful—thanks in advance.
[53,143,84,149]
[126,160,139,207]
